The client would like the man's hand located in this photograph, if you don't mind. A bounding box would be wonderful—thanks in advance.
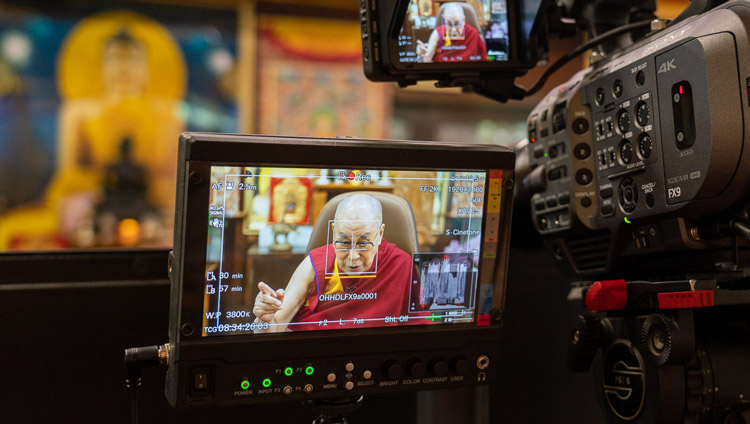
[416,35,437,63]
[416,39,428,59]
[253,282,285,322]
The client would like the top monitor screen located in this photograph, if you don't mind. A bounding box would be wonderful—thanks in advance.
[202,166,504,337]
[396,0,510,63]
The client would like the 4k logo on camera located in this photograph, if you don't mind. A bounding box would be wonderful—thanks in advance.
[658,58,677,73]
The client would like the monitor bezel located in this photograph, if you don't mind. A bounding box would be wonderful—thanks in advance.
[169,133,514,347]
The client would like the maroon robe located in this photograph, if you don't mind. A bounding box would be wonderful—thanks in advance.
[434,24,487,62]
[291,239,416,331]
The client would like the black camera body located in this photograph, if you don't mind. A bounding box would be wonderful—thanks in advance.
[517,3,750,422]
[525,1,750,276]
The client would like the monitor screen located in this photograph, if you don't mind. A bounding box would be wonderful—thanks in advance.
[396,0,510,64]
[202,166,502,337]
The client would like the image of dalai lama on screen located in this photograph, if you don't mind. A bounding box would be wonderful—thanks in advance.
[416,2,487,63]
[253,194,417,332]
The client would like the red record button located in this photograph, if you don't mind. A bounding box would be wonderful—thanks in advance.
[585,279,627,311]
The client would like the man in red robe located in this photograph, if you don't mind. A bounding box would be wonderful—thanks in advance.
[416,3,487,63]
[253,193,417,332]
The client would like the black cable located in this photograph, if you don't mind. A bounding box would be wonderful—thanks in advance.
[124,346,161,424]
[524,20,656,97]
[131,391,139,424]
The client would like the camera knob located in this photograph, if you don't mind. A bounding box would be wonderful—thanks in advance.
[429,357,449,377]
[567,314,603,372]
[450,356,469,374]
[382,360,403,380]
[406,359,426,378]
[640,314,691,365]
[524,165,547,194]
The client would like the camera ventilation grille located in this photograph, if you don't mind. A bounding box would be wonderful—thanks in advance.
[564,231,611,272]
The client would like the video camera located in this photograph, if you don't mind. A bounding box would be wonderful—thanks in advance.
[523,2,750,277]
[361,0,750,422]
[522,3,750,422]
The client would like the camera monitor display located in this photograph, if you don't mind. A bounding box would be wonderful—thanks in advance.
[396,0,510,64]
[167,133,514,407]
[203,167,494,336]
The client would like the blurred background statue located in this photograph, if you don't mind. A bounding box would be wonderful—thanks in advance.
[0,11,186,249]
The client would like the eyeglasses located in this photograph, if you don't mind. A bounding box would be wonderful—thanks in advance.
[333,241,376,251]
[444,18,465,28]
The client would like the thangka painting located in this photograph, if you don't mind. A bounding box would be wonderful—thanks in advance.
[257,16,391,139]
[268,177,313,225]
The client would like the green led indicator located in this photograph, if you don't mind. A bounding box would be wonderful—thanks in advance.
[624,217,632,224]
[284,367,293,376]
[240,379,250,390]
[544,153,549,158]
[305,366,314,376]
[262,378,272,388]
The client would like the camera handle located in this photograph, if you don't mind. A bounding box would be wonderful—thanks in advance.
[304,395,364,424]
